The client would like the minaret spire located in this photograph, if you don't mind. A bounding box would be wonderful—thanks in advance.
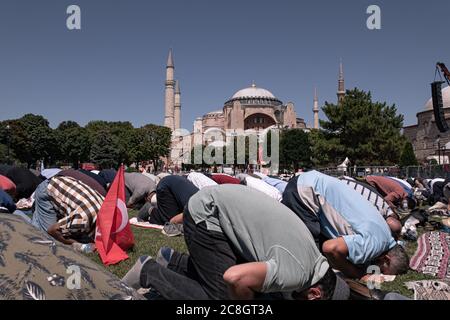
[313,87,319,129]
[337,59,345,105]
[164,49,175,130]
[167,48,174,68]
[174,80,181,130]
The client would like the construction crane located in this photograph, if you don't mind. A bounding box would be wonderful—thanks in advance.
[437,62,450,85]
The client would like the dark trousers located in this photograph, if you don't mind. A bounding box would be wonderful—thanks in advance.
[140,207,239,299]
[147,186,183,225]
[281,176,321,247]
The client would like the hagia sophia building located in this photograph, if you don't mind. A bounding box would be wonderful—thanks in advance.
[162,48,450,166]
[162,49,345,167]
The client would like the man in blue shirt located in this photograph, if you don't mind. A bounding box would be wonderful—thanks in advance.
[282,170,409,279]
[263,176,288,194]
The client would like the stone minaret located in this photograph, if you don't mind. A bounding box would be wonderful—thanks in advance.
[313,88,319,129]
[164,49,175,130]
[337,60,345,105]
[174,80,181,130]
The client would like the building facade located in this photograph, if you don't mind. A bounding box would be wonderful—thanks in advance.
[192,83,304,146]
[163,49,345,168]
[403,86,450,162]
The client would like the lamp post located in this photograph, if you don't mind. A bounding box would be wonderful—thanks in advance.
[437,135,441,166]
[6,124,10,165]
[443,144,447,165]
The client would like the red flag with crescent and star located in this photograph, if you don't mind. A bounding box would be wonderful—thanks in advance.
[95,165,134,265]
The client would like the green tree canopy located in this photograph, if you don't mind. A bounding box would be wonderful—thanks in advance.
[89,130,120,169]
[55,121,90,168]
[280,129,312,171]
[313,88,405,167]
[8,114,59,167]
[399,141,418,167]
[86,121,139,165]
[135,124,171,171]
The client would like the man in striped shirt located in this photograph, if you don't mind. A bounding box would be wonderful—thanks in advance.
[339,177,402,237]
[281,171,408,279]
[31,176,104,245]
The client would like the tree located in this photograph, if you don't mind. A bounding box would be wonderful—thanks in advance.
[313,88,405,167]
[135,125,171,172]
[8,114,58,167]
[86,121,139,165]
[57,120,80,131]
[55,121,90,168]
[280,129,312,171]
[0,121,16,164]
[399,141,418,167]
[309,129,342,167]
[89,130,120,169]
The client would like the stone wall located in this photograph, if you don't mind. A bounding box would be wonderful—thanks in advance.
[403,109,450,162]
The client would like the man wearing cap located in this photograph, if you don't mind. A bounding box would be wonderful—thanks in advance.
[282,171,409,279]
[123,184,349,300]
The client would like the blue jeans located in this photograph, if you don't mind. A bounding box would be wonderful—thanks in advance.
[31,180,58,232]
[13,210,32,224]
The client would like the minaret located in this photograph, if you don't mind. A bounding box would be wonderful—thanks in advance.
[313,87,319,129]
[337,60,345,105]
[164,49,175,130]
[174,80,181,130]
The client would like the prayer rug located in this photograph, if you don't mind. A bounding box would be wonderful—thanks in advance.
[129,217,164,230]
[405,280,450,300]
[410,231,450,280]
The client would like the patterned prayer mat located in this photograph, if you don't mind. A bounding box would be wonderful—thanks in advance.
[410,231,450,280]
[405,280,450,300]
[0,214,144,300]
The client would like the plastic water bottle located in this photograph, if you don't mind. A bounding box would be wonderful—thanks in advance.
[80,243,95,253]
[402,199,408,210]
[72,242,95,253]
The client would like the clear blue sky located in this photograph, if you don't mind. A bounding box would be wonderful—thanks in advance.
[1,0,449,129]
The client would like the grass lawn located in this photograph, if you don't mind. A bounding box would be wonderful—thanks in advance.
[381,226,436,298]
[87,210,187,279]
[381,214,444,298]
[85,210,444,299]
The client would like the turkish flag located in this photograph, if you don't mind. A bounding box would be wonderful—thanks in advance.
[95,165,135,265]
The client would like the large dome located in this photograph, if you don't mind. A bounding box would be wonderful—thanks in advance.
[425,85,450,110]
[231,83,276,99]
